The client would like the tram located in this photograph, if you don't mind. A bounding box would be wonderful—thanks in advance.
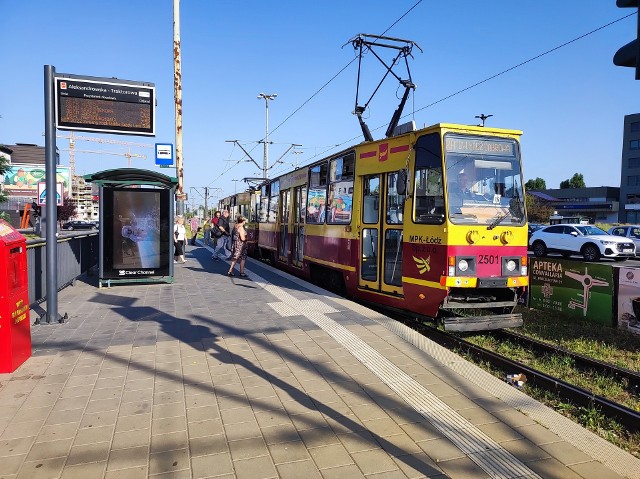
[222,122,528,331]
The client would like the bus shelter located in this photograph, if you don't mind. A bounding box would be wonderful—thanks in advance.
[83,168,177,288]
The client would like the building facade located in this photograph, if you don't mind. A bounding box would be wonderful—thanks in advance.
[619,113,640,223]
[0,143,99,226]
[529,187,620,224]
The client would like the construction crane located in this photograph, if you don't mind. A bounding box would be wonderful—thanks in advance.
[62,149,147,167]
[61,148,147,210]
[56,131,154,187]
[60,148,148,219]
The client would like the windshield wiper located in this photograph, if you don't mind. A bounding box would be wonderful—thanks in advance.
[488,196,524,230]
[487,210,512,230]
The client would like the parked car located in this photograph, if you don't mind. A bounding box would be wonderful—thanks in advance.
[61,220,97,231]
[608,225,640,256]
[527,223,544,241]
[529,224,635,261]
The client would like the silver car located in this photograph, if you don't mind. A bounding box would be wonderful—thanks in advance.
[608,225,640,256]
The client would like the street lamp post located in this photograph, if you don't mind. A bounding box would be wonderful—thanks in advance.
[257,93,277,178]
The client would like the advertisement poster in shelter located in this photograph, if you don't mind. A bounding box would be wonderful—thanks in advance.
[101,187,171,279]
[616,267,640,335]
[529,257,613,326]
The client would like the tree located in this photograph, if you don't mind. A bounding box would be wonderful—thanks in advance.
[525,177,547,190]
[0,154,9,219]
[57,197,77,224]
[559,173,585,189]
[525,193,554,223]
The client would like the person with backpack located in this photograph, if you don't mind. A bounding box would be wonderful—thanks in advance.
[212,210,231,260]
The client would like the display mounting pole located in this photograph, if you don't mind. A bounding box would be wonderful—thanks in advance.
[44,65,61,324]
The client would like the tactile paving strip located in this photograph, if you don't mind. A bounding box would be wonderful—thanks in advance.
[258,280,541,479]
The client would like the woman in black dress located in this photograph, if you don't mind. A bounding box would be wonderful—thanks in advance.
[227,216,248,277]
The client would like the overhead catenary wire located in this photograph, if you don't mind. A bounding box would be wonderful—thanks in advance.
[280,10,639,166]
[215,0,425,191]
[218,7,636,191]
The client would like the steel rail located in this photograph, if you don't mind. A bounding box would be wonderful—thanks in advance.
[426,325,640,432]
[492,329,640,393]
[386,312,640,433]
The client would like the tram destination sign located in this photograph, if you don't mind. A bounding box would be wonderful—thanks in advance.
[55,74,155,136]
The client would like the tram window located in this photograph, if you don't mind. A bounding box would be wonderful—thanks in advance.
[444,134,525,226]
[252,192,261,223]
[269,181,279,223]
[363,175,380,224]
[386,171,406,225]
[281,191,289,223]
[329,154,354,182]
[383,229,403,287]
[259,185,269,223]
[298,186,307,223]
[414,167,444,224]
[361,228,378,281]
[328,154,355,225]
[307,163,328,224]
[414,133,445,225]
[310,162,328,187]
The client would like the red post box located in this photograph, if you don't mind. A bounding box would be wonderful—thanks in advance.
[0,219,31,373]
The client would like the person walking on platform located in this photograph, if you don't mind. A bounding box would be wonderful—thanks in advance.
[174,216,187,264]
[203,217,212,246]
[212,209,231,260]
[211,211,222,248]
[227,215,249,277]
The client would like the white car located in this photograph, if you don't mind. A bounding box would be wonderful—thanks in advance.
[608,225,640,256]
[529,224,635,261]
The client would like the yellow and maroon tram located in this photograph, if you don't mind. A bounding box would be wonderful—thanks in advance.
[224,122,528,331]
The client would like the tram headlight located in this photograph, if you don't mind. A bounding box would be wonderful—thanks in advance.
[453,256,476,276]
[502,256,521,276]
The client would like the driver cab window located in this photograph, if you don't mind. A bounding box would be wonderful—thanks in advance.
[413,133,444,224]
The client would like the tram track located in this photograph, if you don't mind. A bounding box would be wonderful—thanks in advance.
[490,329,640,394]
[386,311,640,433]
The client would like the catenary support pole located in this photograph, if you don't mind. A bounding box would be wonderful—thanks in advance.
[203,187,208,221]
[173,0,185,216]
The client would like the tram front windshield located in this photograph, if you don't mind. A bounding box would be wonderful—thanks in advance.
[444,134,525,226]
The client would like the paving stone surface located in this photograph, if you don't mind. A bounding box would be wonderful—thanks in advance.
[0,242,635,478]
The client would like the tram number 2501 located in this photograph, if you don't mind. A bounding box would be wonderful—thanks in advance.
[478,254,499,265]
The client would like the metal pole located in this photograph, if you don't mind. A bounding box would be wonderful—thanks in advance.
[44,65,60,324]
[264,99,269,179]
[173,0,185,215]
[203,187,208,221]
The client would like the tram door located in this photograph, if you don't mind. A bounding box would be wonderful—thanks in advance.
[292,185,306,267]
[278,190,290,263]
[358,172,405,295]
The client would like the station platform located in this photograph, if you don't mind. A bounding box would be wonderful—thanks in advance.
[1,241,639,479]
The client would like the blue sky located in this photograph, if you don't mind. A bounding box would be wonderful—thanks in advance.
[2,1,639,207]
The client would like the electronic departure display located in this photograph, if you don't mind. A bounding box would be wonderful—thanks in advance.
[55,75,155,136]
